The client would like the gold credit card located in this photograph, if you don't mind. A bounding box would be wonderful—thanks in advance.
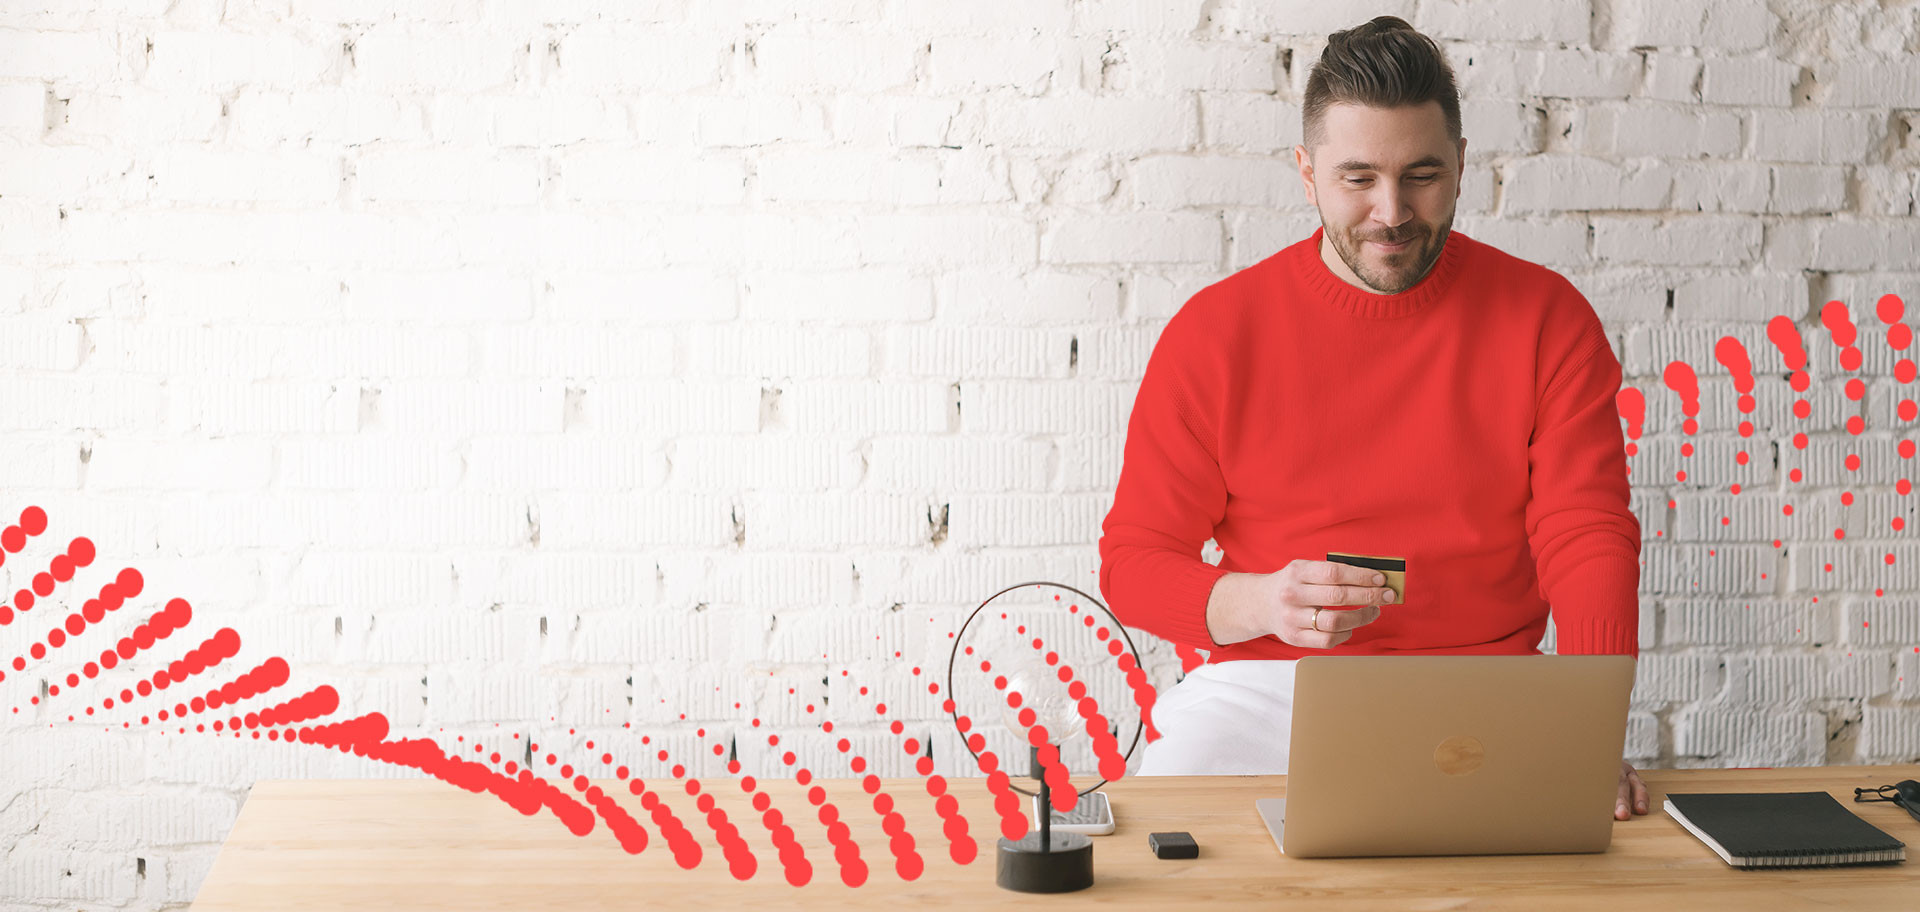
[1326,552,1406,602]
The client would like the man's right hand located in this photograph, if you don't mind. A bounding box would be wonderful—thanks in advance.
[1204,560,1396,648]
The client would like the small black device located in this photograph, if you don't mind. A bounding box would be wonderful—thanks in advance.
[1148,831,1198,859]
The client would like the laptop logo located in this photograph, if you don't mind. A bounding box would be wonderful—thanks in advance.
[1434,735,1485,776]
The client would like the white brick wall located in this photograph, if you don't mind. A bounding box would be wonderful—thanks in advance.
[1,1,1918,908]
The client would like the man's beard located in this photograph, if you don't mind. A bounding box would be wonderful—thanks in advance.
[1327,212,1453,295]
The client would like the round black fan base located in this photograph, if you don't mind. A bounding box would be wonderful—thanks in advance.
[995,830,1094,893]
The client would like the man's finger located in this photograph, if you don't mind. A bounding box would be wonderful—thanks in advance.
[1302,560,1389,589]
[1631,769,1650,814]
[1293,582,1396,608]
[1295,604,1380,633]
[1282,627,1350,650]
[1615,774,1632,820]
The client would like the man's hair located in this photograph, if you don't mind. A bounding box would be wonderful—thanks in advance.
[1301,16,1462,157]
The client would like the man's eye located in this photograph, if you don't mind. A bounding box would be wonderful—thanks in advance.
[1346,175,1439,186]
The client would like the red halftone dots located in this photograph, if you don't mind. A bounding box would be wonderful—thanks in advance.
[687,728,810,887]
[1028,727,1072,811]
[1822,299,1867,434]
[1885,295,1918,531]
[579,784,649,855]
[1021,626,1127,785]
[1821,300,1869,525]
[1884,294,1918,424]
[12,584,160,688]
[98,625,237,715]
[19,598,193,715]
[955,656,1032,840]
[240,684,339,729]
[0,505,50,567]
[1768,314,1813,451]
[959,713,1028,842]
[236,711,599,836]
[777,733,869,888]
[1714,336,1757,494]
[0,535,94,631]
[1089,625,1161,742]
[134,655,289,724]
[827,717,923,882]
[618,767,703,870]
[1007,635,1076,813]
[1662,360,1700,482]
[532,742,651,857]
[617,739,754,880]
[1172,643,1207,673]
[872,682,976,867]
[10,559,137,632]
[1615,387,1645,464]
[910,674,979,864]
[765,697,870,887]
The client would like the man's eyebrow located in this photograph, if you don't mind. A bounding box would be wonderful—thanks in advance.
[1332,155,1449,173]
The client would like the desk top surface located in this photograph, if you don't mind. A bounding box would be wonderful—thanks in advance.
[193,763,1920,910]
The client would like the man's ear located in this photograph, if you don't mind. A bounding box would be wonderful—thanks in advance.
[1455,137,1468,199]
[1295,143,1316,206]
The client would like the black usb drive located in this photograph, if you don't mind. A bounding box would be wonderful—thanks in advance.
[1148,831,1198,859]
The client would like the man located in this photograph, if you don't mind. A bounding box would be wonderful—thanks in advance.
[1096,16,1651,822]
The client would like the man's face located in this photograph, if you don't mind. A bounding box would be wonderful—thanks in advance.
[1295,101,1466,295]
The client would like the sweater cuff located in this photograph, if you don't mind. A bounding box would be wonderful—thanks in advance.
[1548,553,1641,658]
[1150,559,1233,650]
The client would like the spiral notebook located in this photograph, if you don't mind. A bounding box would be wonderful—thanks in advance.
[1664,792,1907,868]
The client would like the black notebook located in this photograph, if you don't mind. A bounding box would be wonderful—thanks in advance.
[1664,791,1907,868]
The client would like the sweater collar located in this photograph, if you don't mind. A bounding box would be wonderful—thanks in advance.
[1296,223,1470,319]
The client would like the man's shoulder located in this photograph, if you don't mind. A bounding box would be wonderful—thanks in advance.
[1455,229,1601,327]
[1163,242,1299,338]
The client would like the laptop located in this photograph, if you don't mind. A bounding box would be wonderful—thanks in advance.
[1256,654,1635,858]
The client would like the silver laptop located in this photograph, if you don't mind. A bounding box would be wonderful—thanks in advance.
[1257,654,1635,858]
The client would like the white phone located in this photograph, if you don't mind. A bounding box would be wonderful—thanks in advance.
[1031,790,1115,836]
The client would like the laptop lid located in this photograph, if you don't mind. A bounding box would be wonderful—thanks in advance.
[1271,654,1635,858]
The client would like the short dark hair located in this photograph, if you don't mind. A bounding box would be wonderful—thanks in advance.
[1301,16,1462,156]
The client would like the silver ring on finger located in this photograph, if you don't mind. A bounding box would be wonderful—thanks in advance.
[1311,606,1323,632]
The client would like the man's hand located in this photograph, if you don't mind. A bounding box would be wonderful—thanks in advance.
[1616,758,1649,820]
[1204,560,1396,648]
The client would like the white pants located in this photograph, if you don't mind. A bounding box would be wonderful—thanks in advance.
[1137,659,1297,776]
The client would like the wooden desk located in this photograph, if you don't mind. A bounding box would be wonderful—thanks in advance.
[193,764,1920,910]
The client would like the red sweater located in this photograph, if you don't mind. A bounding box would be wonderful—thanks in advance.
[1098,225,1640,662]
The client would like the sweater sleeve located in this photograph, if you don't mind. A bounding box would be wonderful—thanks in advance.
[1526,311,1642,658]
[1097,309,1233,650]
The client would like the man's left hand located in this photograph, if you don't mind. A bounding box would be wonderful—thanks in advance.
[1616,758,1649,820]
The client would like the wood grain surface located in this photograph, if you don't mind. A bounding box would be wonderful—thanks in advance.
[192,764,1920,910]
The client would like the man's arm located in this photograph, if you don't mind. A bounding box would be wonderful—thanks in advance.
[1097,310,1233,651]
[1526,313,1642,658]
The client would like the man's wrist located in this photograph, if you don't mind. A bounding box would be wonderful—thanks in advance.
[1203,572,1267,647]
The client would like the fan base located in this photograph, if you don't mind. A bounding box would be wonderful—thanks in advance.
[995,830,1094,893]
